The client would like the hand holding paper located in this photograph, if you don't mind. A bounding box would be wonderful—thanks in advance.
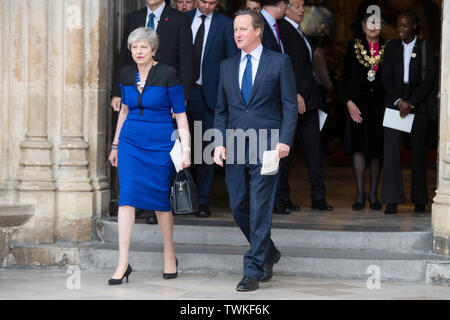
[261,150,280,175]
[383,108,415,133]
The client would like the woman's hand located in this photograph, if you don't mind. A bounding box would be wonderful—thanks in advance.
[347,100,363,123]
[180,149,191,170]
[109,150,118,167]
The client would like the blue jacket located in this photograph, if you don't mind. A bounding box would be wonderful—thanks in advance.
[186,10,238,110]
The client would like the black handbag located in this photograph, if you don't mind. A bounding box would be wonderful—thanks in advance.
[170,169,199,215]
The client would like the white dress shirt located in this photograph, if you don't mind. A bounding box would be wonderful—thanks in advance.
[145,2,166,31]
[239,44,263,89]
[403,36,417,83]
[191,9,213,85]
[284,16,312,61]
[260,9,284,53]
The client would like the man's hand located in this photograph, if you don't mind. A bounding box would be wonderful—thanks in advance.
[214,146,226,167]
[398,99,412,118]
[346,100,362,123]
[276,143,290,159]
[297,94,306,114]
[110,97,121,112]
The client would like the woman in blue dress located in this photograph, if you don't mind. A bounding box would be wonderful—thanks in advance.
[108,27,191,285]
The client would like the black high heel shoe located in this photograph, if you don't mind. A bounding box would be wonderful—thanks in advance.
[163,258,178,280]
[108,264,132,285]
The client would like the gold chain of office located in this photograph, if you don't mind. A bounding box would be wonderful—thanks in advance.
[354,39,387,81]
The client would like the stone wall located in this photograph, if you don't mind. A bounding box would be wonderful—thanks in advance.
[0,0,110,244]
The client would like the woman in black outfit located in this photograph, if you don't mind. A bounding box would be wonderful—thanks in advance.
[341,14,386,211]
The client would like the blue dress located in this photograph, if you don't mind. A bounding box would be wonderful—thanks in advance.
[118,63,185,211]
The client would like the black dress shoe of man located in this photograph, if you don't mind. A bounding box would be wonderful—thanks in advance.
[146,215,158,224]
[194,205,211,218]
[273,201,290,215]
[260,250,282,282]
[283,198,301,211]
[414,204,426,213]
[236,275,259,292]
[384,203,398,215]
[311,199,333,211]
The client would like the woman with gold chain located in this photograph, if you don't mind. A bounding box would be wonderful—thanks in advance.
[341,13,387,211]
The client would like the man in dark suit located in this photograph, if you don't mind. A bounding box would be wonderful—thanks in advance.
[186,0,238,218]
[381,12,436,214]
[214,10,298,291]
[276,0,333,213]
[111,0,194,111]
[260,0,288,53]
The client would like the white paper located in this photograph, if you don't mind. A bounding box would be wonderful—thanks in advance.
[170,139,182,172]
[318,109,328,132]
[383,108,415,133]
[261,150,280,176]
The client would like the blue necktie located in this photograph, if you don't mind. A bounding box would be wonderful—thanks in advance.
[241,54,252,105]
[147,13,155,30]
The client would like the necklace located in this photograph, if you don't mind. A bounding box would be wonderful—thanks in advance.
[354,39,387,82]
[136,62,156,89]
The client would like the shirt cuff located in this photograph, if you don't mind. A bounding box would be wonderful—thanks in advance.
[394,98,402,106]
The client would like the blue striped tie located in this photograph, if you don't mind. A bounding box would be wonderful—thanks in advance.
[147,13,155,30]
[241,54,252,105]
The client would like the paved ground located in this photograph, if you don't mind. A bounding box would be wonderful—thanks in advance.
[0,268,448,300]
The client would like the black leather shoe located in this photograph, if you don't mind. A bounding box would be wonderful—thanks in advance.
[311,199,333,211]
[146,215,158,224]
[369,202,382,211]
[414,204,426,213]
[384,203,398,214]
[283,198,300,211]
[261,250,281,282]
[163,258,178,280]
[273,201,290,215]
[194,205,211,218]
[352,202,365,211]
[236,275,259,292]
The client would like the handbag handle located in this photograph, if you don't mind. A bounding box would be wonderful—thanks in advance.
[175,168,195,185]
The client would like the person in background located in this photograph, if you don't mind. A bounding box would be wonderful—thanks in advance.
[174,0,196,12]
[381,12,436,214]
[186,0,238,218]
[244,0,261,11]
[108,28,190,285]
[341,13,387,211]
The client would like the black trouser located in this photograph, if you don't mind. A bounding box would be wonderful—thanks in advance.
[277,109,326,203]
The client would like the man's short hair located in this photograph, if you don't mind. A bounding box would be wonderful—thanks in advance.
[262,0,289,7]
[234,9,265,37]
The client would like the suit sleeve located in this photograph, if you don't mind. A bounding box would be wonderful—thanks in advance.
[177,14,194,101]
[214,61,228,147]
[382,41,402,106]
[279,56,299,146]
[112,13,133,98]
[409,41,436,110]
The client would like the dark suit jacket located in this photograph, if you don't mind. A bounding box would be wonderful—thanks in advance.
[186,10,238,110]
[382,38,436,113]
[261,16,282,53]
[214,48,298,159]
[112,5,193,100]
[278,19,322,111]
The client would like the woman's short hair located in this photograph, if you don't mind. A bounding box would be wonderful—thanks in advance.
[127,27,159,52]
[234,9,265,37]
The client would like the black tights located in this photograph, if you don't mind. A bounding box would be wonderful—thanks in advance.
[352,152,381,203]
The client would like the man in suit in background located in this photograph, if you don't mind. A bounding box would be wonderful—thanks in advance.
[173,0,196,12]
[111,0,194,224]
[111,0,193,110]
[276,0,333,213]
[381,12,436,214]
[260,0,288,53]
[186,0,238,218]
[214,10,298,291]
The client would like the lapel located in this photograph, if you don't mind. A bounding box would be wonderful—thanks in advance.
[233,54,247,106]
[156,5,171,35]
[263,16,280,52]
[409,39,420,81]
[138,8,147,27]
[397,40,405,84]
[204,13,219,58]
[247,49,270,106]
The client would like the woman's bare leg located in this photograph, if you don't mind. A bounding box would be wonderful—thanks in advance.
[111,205,135,279]
[155,211,177,273]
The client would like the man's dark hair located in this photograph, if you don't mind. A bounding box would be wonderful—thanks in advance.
[235,9,265,36]
[261,0,289,7]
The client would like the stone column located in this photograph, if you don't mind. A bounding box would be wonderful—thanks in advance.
[432,0,450,256]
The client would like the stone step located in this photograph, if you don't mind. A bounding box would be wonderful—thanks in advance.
[0,203,34,227]
[96,219,432,254]
[7,242,450,283]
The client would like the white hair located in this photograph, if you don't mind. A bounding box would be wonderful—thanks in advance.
[127,27,159,52]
